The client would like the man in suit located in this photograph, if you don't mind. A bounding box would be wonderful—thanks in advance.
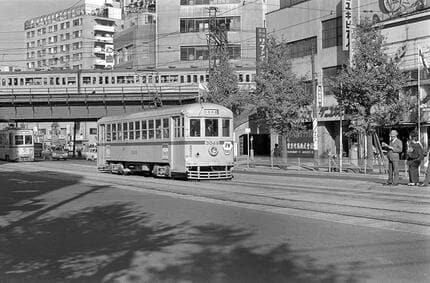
[382,129,403,186]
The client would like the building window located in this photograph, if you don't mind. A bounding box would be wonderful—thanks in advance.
[322,17,342,48]
[280,0,309,9]
[287,37,317,58]
[180,0,240,4]
[73,30,81,38]
[180,44,240,61]
[180,17,240,33]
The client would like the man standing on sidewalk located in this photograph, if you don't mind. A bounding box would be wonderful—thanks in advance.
[382,129,403,186]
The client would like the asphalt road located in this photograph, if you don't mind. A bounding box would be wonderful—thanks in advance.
[0,160,429,283]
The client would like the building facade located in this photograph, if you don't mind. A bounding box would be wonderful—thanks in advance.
[114,0,156,68]
[24,0,121,71]
[115,0,279,69]
[267,0,430,158]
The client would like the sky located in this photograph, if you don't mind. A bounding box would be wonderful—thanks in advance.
[0,0,80,68]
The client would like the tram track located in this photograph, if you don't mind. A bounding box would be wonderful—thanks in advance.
[5,161,430,232]
[219,178,430,205]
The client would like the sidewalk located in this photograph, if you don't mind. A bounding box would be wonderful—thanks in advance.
[233,160,430,188]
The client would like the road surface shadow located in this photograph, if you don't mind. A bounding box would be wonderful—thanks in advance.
[0,170,82,219]
[0,203,365,283]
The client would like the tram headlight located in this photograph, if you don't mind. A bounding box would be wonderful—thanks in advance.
[208,146,218,156]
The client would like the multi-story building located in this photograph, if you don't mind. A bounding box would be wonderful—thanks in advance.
[115,0,279,69]
[114,0,156,68]
[24,0,121,71]
[267,0,430,158]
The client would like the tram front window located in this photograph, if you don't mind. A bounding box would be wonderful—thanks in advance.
[15,135,24,145]
[190,119,200,137]
[205,119,218,137]
[25,135,32,144]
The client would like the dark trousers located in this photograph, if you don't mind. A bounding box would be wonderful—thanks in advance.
[423,164,430,185]
[408,160,420,183]
[388,159,399,184]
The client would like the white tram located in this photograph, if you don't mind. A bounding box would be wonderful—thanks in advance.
[0,127,35,162]
[97,103,234,179]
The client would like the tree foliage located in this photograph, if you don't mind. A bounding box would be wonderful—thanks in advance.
[252,36,313,137]
[207,49,244,115]
[331,20,411,135]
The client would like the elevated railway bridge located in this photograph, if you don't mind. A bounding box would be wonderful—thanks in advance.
[0,85,199,122]
[0,67,255,122]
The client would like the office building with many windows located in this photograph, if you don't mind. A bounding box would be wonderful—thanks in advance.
[115,0,279,69]
[24,0,121,71]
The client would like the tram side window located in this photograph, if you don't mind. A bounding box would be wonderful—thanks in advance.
[173,116,184,138]
[123,122,128,140]
[25,135,32,144]
[117,123,122,140]
[112,124,117,141]
[142,120,148,140]
[162,118,169,139]
[107,124,111,141]
[190,119,200,137]
[205,119,218,137]
[15,135,24,145]
[222,119,230,137]
[129,122,134,140]
[135,121,140,139]
[155,119,162,139]
[148,120,154,139]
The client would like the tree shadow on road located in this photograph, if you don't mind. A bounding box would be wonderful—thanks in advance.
[0,170,82,219]
[0,202,365,283]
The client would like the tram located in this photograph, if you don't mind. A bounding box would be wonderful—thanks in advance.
[97,103,234,179]
[0,127,35,162]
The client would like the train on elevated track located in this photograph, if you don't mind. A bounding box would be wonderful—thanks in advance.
[97,103,234,180]
[0,67,255,94]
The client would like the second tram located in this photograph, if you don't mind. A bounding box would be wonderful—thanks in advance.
[0,127,35,162]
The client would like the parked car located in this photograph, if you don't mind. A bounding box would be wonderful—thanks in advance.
[84,147,97,161]
[42,145,68,160]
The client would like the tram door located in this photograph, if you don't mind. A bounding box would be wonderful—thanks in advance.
[97,124,106,167]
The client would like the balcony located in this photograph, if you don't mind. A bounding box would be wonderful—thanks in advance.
[94,35,113,43]
[94,47,105,53]
[94,24,115,33]
[93,58,106,65]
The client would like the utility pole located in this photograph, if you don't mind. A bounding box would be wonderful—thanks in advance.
[207,7,228,74]
[311,45,318,165]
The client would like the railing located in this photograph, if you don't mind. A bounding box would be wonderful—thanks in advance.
[235,155,396,175]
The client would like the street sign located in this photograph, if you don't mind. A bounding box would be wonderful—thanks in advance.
[245,128,251,134]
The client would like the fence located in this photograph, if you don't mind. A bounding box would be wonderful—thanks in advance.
[235,154,424,176]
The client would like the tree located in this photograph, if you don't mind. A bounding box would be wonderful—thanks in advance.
[331,20,410,136]
[206,49,244,116]
[252,36,313,139]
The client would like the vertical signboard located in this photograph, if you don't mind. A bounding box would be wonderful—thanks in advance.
[256,27,267,74]
[342,0,352,51]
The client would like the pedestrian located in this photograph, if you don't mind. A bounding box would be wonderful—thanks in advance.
[381,129,403,186]
[273,143,282,167]
[421,151,430,187]
[406,131,423,186]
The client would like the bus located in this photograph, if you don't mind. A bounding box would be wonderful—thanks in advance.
[97,103,234,179]
[0,127,34,162]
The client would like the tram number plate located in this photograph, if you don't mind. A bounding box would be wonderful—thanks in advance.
[204,109,219,115]
[205,140,220,146]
